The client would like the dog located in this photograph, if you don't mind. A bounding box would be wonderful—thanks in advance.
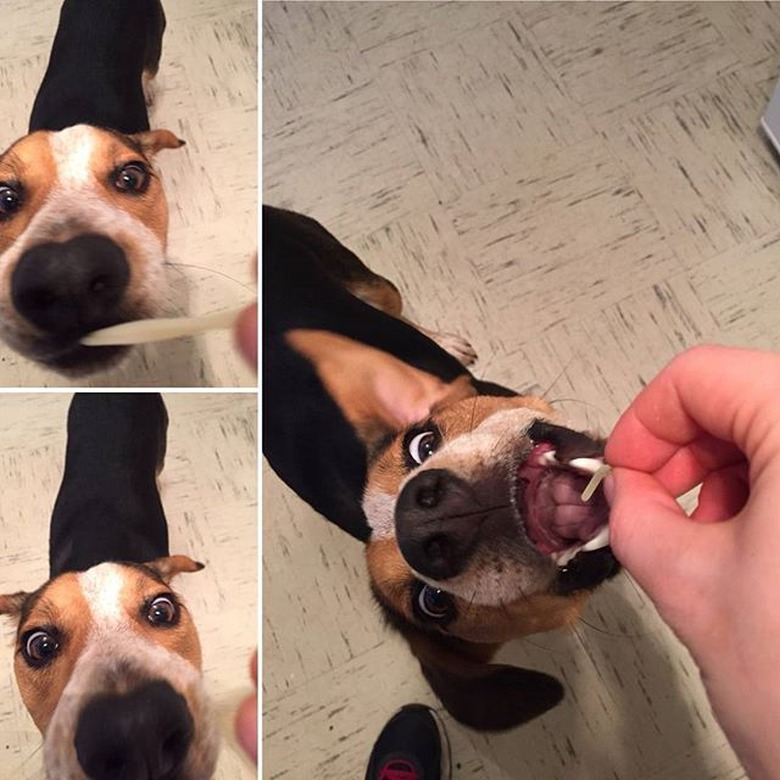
[263,205,620,731]
[0,0,184,374]
[0,394,218,779]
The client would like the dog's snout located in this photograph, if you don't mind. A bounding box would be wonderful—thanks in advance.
[11,234,129,334]
[74,679,193,780]
[396,469,480,580]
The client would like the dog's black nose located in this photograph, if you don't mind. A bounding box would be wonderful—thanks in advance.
[11,234,129,335]
[395,469,481,580]
[74,679,193,780]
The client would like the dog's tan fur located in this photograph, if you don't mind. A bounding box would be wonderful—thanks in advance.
[0,125,183,359]
[0,555,217,780]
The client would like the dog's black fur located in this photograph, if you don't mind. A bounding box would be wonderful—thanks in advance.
[49,393,169,578]
[29,0,165,134]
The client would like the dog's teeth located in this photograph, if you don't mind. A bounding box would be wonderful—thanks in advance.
[554,526,611,568]
[567,457,604,475]
[554,545,582,567]
[538,450,558,466]
[581,525,610,552]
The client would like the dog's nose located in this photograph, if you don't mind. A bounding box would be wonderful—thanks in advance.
[395,469,480,580]
[74,679,193,780]
[11,234,129,335]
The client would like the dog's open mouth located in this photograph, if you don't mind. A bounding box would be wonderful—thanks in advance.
[516,425,610,570]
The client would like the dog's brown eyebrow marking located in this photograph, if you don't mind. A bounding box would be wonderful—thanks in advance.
[17,584,52,631]
[122,561,169,586]
[367,432,396,464]
[0,140,25,168]
[104,129,146,158]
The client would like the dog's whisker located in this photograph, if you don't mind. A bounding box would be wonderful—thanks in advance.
[439,502,514,523]
[165,261,255,293]
[468,395,479,433]
[541,356,576,399]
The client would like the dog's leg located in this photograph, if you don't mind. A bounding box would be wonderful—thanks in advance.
[410,323,478,367]
[349,279,478,368]
[142,0,167,107]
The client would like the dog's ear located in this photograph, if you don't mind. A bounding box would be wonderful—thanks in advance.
[130,129,186,156]
[144,555,205,582]
[404,628,564,731]
[0,591,30,617]
[286,329,475,448]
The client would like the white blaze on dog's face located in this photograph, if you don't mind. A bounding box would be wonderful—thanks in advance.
[0,557,218,780]
[0,125,183,371]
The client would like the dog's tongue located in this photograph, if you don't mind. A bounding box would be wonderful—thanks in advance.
[524,470,607,555]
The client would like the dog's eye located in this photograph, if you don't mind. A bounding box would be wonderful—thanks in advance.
[146,594,179,626]
[0,184,22,219]
[21,629,60,667]
[405,429,440,466]
[414,584,456,624]
[113,162,150,194]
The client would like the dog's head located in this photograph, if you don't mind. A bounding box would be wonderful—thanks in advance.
[0,124,184,374]
[290,329,619,730]
[0,555,218,779]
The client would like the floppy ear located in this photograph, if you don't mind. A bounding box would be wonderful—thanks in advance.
[130,129,186,156]
[0,591,30,617]
[404,628,564,731]
[144,555,204,582]
[286,329,475,448]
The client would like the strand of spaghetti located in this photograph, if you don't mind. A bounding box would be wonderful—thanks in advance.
[80,305,245,346]
[581,463,612,502]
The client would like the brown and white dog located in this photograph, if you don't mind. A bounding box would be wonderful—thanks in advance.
[0,0,183,374]
[0,394,218,779]
[264,205,620,730]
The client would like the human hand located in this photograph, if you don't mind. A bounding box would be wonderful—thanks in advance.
[235,649,257,763]
[605,345,780,779]
[234,301,257,370]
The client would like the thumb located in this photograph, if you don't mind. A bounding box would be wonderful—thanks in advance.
[606,468,704,599]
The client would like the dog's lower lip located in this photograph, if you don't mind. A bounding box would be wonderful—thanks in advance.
[37,341,129,372]
[32,317,136,367]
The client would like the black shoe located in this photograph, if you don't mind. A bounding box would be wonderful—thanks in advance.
[364,704,450,780]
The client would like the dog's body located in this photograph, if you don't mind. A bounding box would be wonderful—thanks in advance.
[0,0,184,374]
[0,394,218,780]
[264,205,619,730]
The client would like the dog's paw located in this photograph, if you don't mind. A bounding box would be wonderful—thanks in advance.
[427,330,478,367]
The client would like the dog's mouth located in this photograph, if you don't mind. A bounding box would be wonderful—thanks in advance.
[515,420,615,591]
[516,442,609,564]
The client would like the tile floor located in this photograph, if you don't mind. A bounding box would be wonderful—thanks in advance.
[263,3,780,778]
[0,393,257,780]
[0,0,257,388]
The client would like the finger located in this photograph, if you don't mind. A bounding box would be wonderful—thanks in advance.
[692,463,750,523]
[235,302,257,371]
[235,693,258,764]
[607,345,780,473]
[644,432,744,498]
[249,648,258,687]
[606,468,705,588]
